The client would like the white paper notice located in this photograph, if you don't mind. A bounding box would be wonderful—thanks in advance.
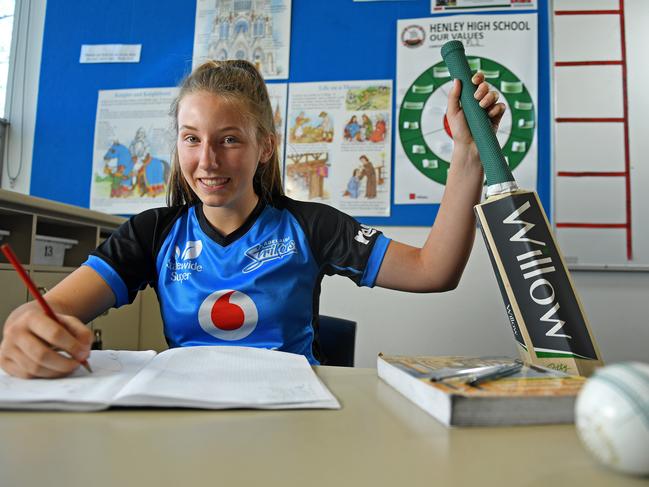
[431,0,537,13]
[80,44,142,64]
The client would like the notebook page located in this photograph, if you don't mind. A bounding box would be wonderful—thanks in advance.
[113,346,340,409]
[0,350,156,411]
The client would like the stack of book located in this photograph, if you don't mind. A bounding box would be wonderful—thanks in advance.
[377,354,585,427]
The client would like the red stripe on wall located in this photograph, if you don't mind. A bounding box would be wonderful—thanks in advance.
[557,171,626,177]
[555,117,624,123]
[556,223,627,229]
[555,60,622,66]
[618,0,632,259]
[554,10,620,15]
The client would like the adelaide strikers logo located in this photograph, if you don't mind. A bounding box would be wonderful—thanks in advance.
[242,237,297,273]
[198,289,258,341]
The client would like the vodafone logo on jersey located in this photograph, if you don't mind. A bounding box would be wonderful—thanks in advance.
[198,289,258,340]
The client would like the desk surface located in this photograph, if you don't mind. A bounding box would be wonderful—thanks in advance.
[0,367,644,487]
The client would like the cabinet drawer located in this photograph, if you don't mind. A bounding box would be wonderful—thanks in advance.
[30,271,69,292]
[0,270,29,340]
[92,299,141,351]
[138,286,167,352]
[29,271,140,351]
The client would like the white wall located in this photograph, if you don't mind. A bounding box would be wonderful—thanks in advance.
[320,226,649,368]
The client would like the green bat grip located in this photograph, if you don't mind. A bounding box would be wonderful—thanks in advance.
[441,40,515,188]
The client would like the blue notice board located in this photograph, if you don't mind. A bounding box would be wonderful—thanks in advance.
[30,0,550,227]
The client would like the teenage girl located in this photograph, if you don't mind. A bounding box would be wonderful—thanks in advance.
[0,60,503,378]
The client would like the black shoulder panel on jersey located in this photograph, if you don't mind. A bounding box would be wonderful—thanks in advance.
[90,205,188,300]
[276,195,383,285]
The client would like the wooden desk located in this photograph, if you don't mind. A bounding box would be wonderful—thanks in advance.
[0,367,642,487]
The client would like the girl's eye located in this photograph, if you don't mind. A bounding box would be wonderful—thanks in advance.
[184,135,198,144]
[224,136,237,144]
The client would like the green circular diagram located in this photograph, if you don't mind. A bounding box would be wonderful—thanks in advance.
[398,56,535,186]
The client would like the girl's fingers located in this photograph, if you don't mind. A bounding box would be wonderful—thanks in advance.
[445,71,506,138]
[488,103,506,128]
[488,102,505,118]
[471,71,485,85]
[29,316,89,363]
[446,79,462,117]
[0,355,30,379]
[6,343,68,378]
[14,330,80,375]
[0,301,95,378]
[473,82,489,101]
[58,315,93,358]
[479,90,499,108]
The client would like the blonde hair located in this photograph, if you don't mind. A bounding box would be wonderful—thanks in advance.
[166,60,284,207]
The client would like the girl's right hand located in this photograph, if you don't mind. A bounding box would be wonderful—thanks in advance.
[446,72,506,148]
[0,302,92,378]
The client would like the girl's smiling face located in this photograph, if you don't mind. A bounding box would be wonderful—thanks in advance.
[177,91,272,223]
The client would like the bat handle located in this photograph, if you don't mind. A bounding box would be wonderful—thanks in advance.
[441,40,518,196]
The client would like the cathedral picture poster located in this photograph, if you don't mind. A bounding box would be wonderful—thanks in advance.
[193,0,292,80]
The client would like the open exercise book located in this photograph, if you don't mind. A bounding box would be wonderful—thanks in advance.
[0,346,340,411]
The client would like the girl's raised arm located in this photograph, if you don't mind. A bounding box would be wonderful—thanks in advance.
[376,72,504,292]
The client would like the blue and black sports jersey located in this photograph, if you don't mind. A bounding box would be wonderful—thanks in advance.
[84,196,390,364]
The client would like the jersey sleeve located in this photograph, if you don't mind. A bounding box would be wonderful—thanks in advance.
[282,197,390,287]
[82,206,184,307]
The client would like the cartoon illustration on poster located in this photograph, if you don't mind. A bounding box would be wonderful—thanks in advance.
[90,88,178,214]
[285,80,392,216]
[395,14,537,204]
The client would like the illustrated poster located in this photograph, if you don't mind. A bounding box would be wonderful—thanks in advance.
[266,82,288,177]
[395,13,538,204]
[90,88,177,214]
[193,0,292,80]
[285,80,392,217]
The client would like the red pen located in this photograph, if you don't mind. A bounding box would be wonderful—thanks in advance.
[1,243,93,373]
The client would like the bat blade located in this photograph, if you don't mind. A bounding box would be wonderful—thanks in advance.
[475,190,603,376]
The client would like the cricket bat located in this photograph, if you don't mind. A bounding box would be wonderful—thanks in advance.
[441,40,603,376]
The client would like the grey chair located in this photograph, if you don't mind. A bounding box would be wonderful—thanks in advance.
[318,315,357,367]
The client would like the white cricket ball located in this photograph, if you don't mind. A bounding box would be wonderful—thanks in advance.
[575,361,649,476]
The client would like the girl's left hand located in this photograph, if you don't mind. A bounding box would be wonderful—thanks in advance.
[446,71,506,147]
